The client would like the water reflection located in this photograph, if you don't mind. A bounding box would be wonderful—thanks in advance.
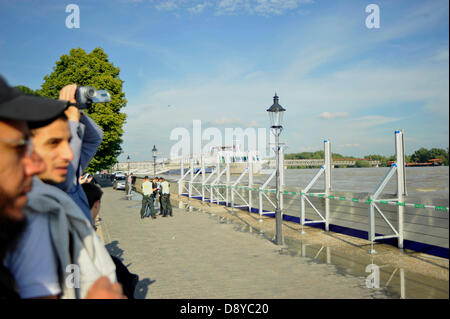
[175,199,448,299]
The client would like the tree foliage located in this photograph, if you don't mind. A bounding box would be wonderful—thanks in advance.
[411,147,449,165]
[14,85,39,95]
[286,147,449,166]
[355,160,371,168]
[38,47,127,172]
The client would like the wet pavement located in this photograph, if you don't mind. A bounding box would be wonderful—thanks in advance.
[98,186,448,299]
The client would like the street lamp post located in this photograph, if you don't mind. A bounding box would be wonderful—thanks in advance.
[126,155,131,197]
[127,155,130,175]
[152,145,158,177]
[267,93,286,246]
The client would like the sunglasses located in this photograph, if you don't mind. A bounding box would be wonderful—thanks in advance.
[0,135,34,157]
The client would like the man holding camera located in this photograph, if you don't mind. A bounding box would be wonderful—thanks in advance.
[56,84,104,225]
[3,84,122,299]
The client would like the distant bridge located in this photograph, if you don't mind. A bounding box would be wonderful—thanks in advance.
[268,159,382,168]
[113,158,382,172]
[112,161,178,174]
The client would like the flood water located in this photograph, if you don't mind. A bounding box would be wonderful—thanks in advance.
[164,166,449,205]
[118,181,449,299]
[180,202,449,299]
[128,166,449,298]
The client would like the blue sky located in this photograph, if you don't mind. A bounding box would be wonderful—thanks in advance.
[0,0,448,162]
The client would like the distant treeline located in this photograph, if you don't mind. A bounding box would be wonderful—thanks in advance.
[285,147,449,166]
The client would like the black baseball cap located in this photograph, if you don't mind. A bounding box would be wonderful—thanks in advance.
[0,76,68,122]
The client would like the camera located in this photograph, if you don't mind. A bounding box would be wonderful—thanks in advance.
[75,86,111,109]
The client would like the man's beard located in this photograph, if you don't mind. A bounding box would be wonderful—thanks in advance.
[0,189,28,257]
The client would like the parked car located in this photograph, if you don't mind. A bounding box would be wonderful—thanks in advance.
[113,171,125,177]
[113,175,126,190]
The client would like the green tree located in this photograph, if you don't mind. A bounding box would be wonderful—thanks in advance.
[355,160,371,168]
[410,147,449,165]
[410,147,430,163]
[364,154,390,166]
[429,148,449,165]
[332,153,345,159]
[14,85,39,96]
[38,47,127,172]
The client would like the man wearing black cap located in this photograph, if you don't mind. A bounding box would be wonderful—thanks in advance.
[0,76,124,299]
[0,75,66,298]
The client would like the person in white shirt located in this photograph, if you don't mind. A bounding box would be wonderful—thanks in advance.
[159,177,172,217]
[140,176,157,219]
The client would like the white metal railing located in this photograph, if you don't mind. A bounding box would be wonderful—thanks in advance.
[300,140,331,233]
[368,130,407,253]
[176,132,448,254]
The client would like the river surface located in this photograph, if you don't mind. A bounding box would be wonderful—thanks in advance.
[165,166,449,205]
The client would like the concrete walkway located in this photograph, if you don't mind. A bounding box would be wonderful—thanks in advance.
[99,187,385,299]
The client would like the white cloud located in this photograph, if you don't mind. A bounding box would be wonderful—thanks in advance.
[120,1,448,160]
[318,112,349,120]
[155,0,179,11]
[188,2,212,14]
[253,0,312,16]
[149,0,313,16]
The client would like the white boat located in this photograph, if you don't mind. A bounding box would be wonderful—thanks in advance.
[203,145,263,175]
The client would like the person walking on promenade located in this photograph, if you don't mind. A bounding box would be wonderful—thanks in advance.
[160,177,172,217]
[156,177,163,215]
[131,173,136,192]
[140,176,156,219]
[126,173,133,196]
[152,176,161,214]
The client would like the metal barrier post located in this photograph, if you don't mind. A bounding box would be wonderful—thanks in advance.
[231,178,235,209]
[189,158,194,198]
[367,130,406,253]
[300,189,306,234]
[248,151,253,212]
[395,130,406,249]
[179,159,184,196]
[279,146,284,213]
[299,140,330,232]
[324,140,331,231]
[368,195,376,253]
[259,169,276,220]
[226,161,230,206]
[201,155,205,201]
[178,158,192,197]
[258,186,263,221]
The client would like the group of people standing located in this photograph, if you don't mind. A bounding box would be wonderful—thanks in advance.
[1,78,127,298]
[140,176,172,219]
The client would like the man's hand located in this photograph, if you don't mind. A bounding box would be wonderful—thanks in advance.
[59,84,81,122]
[85,276,127,299]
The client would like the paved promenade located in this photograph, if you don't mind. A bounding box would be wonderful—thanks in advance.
[99,186,385,299]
